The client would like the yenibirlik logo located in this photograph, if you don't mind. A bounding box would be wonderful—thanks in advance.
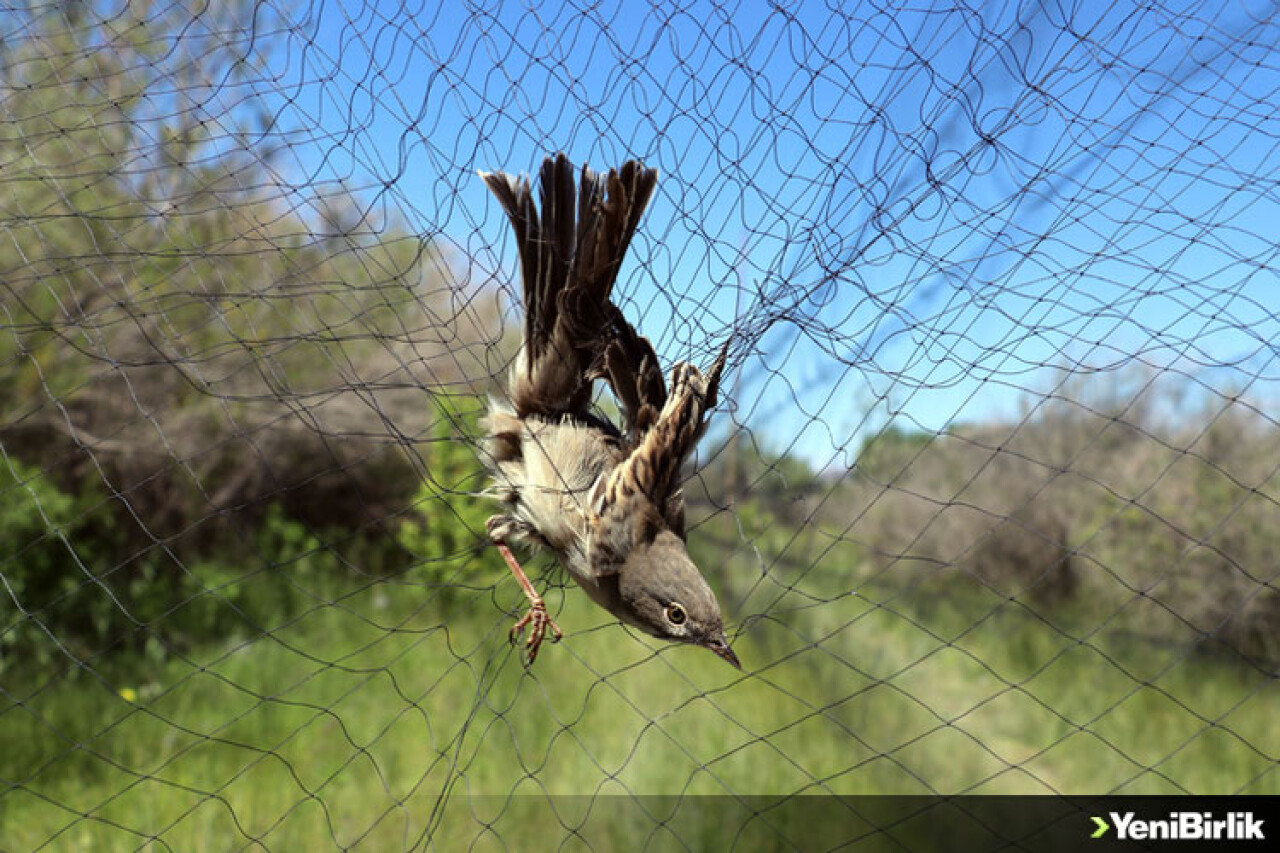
[1091,811,1265,842]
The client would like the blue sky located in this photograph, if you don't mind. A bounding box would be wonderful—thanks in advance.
[254,0,1280,468]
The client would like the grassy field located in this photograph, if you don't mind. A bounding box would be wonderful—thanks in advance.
[3,561,1276,850]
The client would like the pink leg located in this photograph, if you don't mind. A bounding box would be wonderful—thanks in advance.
[494,540,563,665]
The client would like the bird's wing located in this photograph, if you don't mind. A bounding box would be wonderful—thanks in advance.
[591,302,667,443]
[480,154,658,419]
[590,343,728,553]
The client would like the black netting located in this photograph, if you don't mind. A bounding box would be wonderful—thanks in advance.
[2,0,1277,848]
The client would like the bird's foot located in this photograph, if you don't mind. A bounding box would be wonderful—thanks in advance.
[491,534,564,667]
[509,597,563,666]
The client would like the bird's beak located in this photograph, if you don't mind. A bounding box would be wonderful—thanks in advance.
[703,634,741,670]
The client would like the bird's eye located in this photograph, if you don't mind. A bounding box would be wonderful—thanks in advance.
[666,603,687,626]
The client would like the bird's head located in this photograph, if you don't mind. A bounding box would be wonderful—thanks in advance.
[614,529,740,669]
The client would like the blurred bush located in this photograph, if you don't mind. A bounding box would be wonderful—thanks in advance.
[394,397,499,606]
[0,3,499,672]
[844,371,1280,667]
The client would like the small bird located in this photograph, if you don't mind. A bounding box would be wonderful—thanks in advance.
[478,153,738,669]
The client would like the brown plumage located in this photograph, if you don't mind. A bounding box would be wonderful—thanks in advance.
[478,153,736,669]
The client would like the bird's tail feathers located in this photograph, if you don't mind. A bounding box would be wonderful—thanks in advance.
[481,154,658,419]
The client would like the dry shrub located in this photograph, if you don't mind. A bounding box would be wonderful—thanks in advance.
[0,2,505,552]
[848,369,1280,666]
[848,427,1076,608]
[964,498,1077,605]
[1,251,502,547]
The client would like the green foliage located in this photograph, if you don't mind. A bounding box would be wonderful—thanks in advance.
[0,444,350,672]
[394,398,499,602]
[0,454,166,672]
[0,456,84,670]
[854,423,936,482]
[174,505,344,646]
[0,2,476,673]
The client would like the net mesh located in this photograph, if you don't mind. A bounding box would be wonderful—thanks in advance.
[2,0,1277,848]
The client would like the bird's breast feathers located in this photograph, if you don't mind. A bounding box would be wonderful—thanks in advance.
[486,402,620,562]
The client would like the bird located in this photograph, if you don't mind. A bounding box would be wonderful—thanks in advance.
[477,153,738,670]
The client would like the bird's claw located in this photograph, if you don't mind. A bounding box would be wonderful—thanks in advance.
[509,599,563,666]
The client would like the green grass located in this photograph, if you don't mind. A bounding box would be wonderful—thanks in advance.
[2,567,1276,850]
